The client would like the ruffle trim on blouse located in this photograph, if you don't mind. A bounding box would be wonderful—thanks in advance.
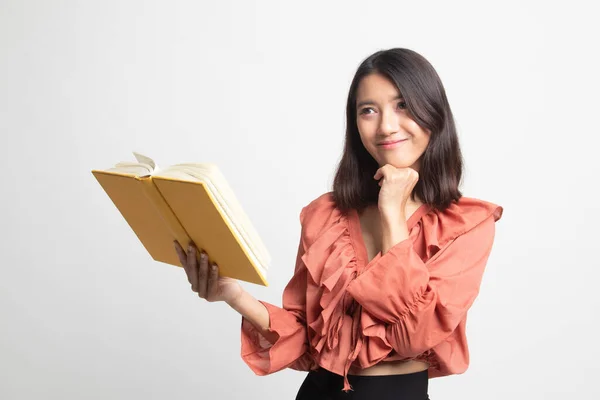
[299,194,365,391]
[241,301,317,375]
[410,196,503,263]
[297,192,503,391]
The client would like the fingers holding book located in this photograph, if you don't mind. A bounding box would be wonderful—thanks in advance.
[174,240,243,304]
[173,240,197,291]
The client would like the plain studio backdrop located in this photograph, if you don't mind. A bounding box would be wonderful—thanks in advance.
[1,1,598,399]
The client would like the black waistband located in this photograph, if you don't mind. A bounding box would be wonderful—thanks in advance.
[306,367,429,397]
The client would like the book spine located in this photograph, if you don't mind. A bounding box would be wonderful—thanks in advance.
[139,177,192,249]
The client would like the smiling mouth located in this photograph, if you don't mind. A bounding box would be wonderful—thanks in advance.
[378,139,408,146]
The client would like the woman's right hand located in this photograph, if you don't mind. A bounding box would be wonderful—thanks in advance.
[174,240,243,304]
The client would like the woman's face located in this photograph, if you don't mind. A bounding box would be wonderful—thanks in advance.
[355,73,431,172]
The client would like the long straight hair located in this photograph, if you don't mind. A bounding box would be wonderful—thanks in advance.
[332,48,463,214]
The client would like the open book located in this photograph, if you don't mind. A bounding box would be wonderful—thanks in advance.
[91,152,270,286]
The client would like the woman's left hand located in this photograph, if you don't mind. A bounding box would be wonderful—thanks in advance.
[373,164,419,218]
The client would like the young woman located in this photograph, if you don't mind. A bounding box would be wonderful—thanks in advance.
[174,48,503,399]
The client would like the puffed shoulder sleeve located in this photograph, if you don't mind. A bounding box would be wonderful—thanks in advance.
[240,206,316,375]
[346,207,501,358]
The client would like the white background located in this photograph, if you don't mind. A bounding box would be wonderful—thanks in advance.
[1,1,598,399]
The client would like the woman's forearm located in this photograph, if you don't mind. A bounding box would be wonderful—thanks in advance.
[227,290,279,344]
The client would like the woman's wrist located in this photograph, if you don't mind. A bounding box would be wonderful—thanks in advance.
[380,211,410,254]
[226,287,247,310]
[226,289,277,343]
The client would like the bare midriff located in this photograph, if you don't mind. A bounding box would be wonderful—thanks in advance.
[348,359,429,376]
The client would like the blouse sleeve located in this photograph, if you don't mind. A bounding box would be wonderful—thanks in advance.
[240,208,316,375]
[346,214,498,359]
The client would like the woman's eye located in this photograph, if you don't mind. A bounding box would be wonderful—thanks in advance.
[359,102,406,115]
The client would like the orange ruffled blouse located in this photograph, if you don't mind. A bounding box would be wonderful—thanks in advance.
[240,192,503,392]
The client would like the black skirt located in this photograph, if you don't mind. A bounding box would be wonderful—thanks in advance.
[295,367,430,400]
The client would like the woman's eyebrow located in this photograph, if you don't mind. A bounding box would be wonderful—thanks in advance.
[356,95,403,109]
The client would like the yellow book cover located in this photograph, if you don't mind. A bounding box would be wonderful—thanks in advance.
[91,152,269,286]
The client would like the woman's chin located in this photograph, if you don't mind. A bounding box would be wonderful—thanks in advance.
[378,159,413,169]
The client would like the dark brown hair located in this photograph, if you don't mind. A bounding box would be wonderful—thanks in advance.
[332,48,463,214]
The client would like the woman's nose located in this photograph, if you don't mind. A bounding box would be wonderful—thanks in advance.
[378,109,401,134]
